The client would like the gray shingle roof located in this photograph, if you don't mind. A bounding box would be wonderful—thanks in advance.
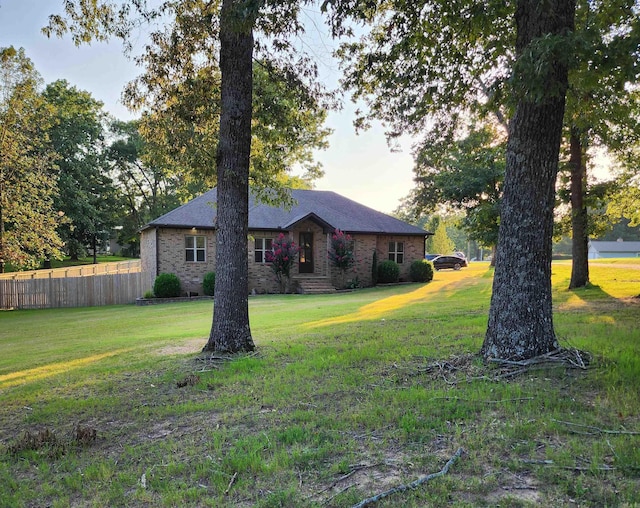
[144,188,429,236]
[589,240,640,253]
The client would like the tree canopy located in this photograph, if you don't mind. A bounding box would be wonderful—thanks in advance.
[410,124,505,251]
[330,0,513,138]
[46,1,332,201]
[607,146,640,227]
[107,119,183,257]
[0,47,63,272]
[43,80,121,261]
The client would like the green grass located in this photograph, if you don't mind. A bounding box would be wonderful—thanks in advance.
[1,261,639,507]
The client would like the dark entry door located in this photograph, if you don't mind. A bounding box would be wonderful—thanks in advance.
[299,232,314,273]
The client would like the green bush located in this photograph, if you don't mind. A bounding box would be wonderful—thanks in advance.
[203,272,216,296]
[143,290,155,299]
[153,273,181,298]
[409,259,434,282]
[377,260,400,283]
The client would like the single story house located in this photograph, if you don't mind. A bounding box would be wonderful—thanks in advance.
[140,188,431,294]
[588,239,640,259]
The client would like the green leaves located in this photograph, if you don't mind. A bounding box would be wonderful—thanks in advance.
[510,32,577,104]
[333,0,515,138]
[43,80,121,260]
[411,125,505,248]
[0,47,64,271]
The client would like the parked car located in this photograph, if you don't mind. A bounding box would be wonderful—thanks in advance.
[425,253,440,261]
[432,255,468,271]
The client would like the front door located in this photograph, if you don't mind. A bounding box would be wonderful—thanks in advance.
[299,232,314,274]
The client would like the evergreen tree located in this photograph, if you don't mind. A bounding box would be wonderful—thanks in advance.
[431,222,455,256]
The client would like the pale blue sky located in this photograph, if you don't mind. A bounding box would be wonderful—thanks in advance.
[0,0,417,213]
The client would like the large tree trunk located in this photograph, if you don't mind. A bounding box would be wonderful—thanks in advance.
[203,0,255,353]
[568,128,589,289]
[482,0,575,361]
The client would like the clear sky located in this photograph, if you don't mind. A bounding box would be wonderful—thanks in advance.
[0,0,417,214]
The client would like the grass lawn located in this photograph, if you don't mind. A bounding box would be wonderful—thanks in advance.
[0,261,639,507]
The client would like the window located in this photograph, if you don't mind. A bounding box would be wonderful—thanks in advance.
[185,235,206,262]
[388,241,404,264]
[255,238,273,263]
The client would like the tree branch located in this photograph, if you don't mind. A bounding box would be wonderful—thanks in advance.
[350,448,464,508]
[551,419,640,436]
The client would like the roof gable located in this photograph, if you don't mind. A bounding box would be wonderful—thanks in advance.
[282,212,335,232]
[144,188,429,236]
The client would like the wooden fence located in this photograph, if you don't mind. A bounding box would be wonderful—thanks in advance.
[0,261,154,310]
[0,259,141,280]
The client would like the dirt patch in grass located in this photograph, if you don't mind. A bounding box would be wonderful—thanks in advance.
[305,445,427,505]
[486,471,541,505]
[157,338,206,356]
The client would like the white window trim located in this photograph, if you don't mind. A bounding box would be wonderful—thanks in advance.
[185,235,206,263]
[389,241,404,264]
[255,237,273,264]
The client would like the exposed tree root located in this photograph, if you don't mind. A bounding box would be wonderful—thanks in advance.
[487,347,591,379]
[193,350,260,372]
[391,348,592,386]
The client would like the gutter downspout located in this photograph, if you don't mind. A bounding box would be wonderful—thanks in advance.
[155,227,160,277]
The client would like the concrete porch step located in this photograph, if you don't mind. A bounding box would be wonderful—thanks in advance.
[295,277,336,294]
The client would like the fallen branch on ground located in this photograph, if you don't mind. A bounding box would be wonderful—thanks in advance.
[521,459,616,471]
[224,472,238,496]
[551,419,640,435]
[430,396,535,404]
[350,447,464,508]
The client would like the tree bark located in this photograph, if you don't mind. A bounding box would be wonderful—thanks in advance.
[568,128,589,289]
[203,0,255,353]
[92,234,98,265]
[482,0,575,360]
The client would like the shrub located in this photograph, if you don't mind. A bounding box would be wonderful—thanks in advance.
[266,233,301,293]
[143,290,155,299]
[328,229,355,272]
[203,272,216,296]
[377,260,400,283]
[409,259,434,282]
[153,273,181,298]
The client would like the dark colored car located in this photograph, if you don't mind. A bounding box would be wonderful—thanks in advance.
[432,255,468,271]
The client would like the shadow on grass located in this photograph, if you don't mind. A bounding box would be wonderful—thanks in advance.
[555,280,640,314]
[304,267,493,329]
[0,349,132,389]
